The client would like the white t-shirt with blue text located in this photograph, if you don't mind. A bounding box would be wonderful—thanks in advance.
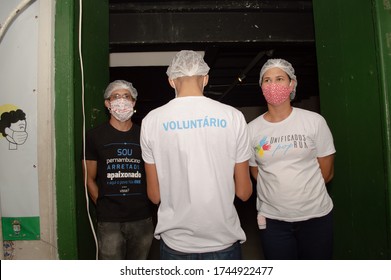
[141,96,251,253]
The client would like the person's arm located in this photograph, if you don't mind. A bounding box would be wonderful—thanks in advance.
[234,160,253,201]
[145,163,160,204]
[317,154,335,183]
[250,166,258,181]
[82,160,99,204]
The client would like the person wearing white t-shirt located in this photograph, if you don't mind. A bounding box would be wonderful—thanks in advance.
[248,58,336,260]
[140,50,253,260]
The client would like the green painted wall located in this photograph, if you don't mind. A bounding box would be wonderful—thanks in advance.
[55,0,78,260]
[55,0,109,259]
[312,0,391,259]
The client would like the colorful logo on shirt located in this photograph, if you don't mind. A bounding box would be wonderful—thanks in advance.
[255,136,271,157]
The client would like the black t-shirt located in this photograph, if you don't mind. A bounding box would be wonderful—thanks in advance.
[84,122,151,222]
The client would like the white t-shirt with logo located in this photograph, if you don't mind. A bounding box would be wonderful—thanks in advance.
[248,107,335,222]
[141,96,251,253]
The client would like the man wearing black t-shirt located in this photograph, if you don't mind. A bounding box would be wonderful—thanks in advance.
[82,80,153,260]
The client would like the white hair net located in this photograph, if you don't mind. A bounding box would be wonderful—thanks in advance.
[166,50,210,80]
[259,58,298,99]
[104,80,138,100]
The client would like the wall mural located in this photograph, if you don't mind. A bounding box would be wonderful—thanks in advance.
[0,107,28,150]
[0,1,40,241]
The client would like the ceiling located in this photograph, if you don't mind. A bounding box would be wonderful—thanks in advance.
[108,0,318,121]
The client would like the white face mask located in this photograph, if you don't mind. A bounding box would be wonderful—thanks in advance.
[6,129,28,145]
[109,99,135,122]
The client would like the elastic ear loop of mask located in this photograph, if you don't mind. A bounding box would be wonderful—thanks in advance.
[171,79,178,97]
[80,0,98,260]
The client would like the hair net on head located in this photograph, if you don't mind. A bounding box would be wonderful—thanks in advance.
[259,58,298,99]
[104,80,138,100]
[166,50,210,80]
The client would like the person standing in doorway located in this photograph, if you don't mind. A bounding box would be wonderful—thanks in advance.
[248,58,336,259]
[140,50,253,260]
[82,80,154,260]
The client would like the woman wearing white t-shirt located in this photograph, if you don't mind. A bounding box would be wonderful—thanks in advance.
[248,58,336,259]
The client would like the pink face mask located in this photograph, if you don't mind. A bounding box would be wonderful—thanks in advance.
[262,83,292,105]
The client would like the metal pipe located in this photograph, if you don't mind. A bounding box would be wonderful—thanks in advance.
[0,0,36,42]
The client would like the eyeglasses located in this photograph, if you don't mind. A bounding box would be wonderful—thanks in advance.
[108,93,133,101]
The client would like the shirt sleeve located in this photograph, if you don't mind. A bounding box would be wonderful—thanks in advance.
[235,111,252,163]
[140,117,155,164]
[83,130,97,161]
[246,120,258,167]
[315,115,336,157]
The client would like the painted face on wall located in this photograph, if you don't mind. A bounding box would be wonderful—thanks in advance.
[7,119,28,145]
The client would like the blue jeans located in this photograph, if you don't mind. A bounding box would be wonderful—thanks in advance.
[97,217,154,260]
[260,211,333,260]
[160,239,242,260]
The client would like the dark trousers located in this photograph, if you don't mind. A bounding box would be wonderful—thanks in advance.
[97,217,154,260]
[260,211,333,260]
[160,239,242,260]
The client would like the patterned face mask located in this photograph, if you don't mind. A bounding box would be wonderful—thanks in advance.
[261,83,292,105]
[109,98,135,122]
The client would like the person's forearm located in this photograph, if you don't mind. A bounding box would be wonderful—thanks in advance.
[86,181,99,204]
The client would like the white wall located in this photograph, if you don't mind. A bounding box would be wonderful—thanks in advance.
[0,0,57,259]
